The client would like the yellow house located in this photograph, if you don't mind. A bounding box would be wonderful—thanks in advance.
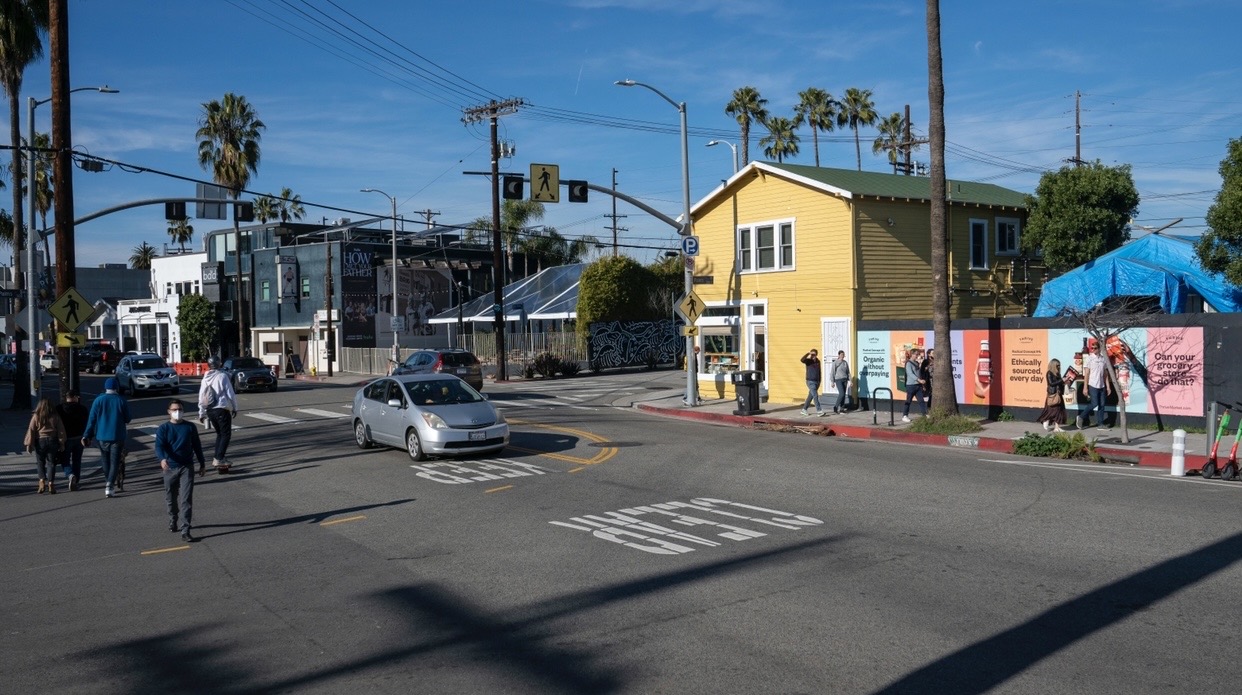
[689,161,1038,405]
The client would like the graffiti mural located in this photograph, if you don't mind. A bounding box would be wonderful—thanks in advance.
[588,320,680,368]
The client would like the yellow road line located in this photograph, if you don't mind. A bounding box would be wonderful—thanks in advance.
[485,485,514,493]
[568,466,585,473]
[141,545,191,556]
[505,418,619,465]
[320,514,367,526]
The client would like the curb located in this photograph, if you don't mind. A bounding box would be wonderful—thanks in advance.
[635,403,1202,472]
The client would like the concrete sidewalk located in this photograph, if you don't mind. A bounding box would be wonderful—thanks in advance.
[635,391,1207,472]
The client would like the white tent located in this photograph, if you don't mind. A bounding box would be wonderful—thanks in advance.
[428,263,584,323]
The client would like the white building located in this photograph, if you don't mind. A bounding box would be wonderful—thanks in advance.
[113,252,205,362]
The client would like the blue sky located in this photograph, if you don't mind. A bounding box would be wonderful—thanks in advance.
[7,0,1240,266]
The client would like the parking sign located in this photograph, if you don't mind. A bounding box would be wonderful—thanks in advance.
[681,235,700,257]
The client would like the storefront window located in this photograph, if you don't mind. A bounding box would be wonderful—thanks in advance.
[701,329,739,374]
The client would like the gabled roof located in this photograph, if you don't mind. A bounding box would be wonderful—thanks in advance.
[695,161,1028,212]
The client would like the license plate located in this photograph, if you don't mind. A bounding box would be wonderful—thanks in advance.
[457,368,470,375]
[468,431,486,441]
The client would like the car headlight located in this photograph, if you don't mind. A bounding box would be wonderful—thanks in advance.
[420,411,448,429]
[494,410,506,424]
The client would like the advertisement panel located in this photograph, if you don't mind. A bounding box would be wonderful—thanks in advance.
[856,331,890,402]
[340,244,376,348]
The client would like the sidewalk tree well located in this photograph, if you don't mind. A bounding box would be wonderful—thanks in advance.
[176,293,218,362]
[1021,161,1140,274]
[1196,136,1242,287]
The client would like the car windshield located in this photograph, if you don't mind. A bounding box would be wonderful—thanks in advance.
[230,358,265,369]
[132,358,168,370]
[403,379,483,405]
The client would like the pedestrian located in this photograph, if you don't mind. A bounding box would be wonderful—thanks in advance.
[1078,339,1111,429]
[198,355,239,473]
[800,349,825,416]
[82,377,132,498]
[24,398,66,494]
[155,399,206,543]
[920,349,935,404]
[830,350,851,414]
[901,348,928,423]
[1039,358,1068,433]
[56,389,89,491]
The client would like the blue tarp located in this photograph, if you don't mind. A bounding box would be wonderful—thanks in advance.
[1034,233,1242,316]
[428,263,584,323]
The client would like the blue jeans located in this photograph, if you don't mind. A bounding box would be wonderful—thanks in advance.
[834,379,849,412]
[98,440,124,486]
[903,383,927,416]
[802,381,822,412]
[1087,386,1107,426]
[59,439,84,479]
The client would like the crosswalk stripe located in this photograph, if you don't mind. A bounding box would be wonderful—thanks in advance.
[247,412,300,424]
[295,407,351,419]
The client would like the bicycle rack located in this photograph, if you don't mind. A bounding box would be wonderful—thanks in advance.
[872,387,894,426]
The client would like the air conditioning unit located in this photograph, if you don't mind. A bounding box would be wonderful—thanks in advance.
[336,217,351,226]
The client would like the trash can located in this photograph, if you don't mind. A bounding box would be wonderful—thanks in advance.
[732,370,765,416]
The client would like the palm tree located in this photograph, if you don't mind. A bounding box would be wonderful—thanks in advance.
[520,228,599,272]
[129,241,158,269]
[837,87,879,170]
[500,198,544,281]
[724,86,769,166]
[197,92,265,354]
[793,88,836,167]
[872,112,905,173]
[29,130,51,229]
[253,194,277,224]
[274,186,304,223]
[759,116,800,163]
[926,0,955,415]
[167,217,194,252]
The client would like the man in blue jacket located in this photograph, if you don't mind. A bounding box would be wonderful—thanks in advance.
[82,377,132,498]
[155,399,206,542]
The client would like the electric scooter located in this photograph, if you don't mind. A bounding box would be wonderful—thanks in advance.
[1201,401,1236,479]
[1219,402,1242,481]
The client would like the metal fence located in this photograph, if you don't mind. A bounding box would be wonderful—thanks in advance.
[340,330,585,377]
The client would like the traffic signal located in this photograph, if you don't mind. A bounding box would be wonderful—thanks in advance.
[235,202,255,222]
[567,180,588,203]
[502,175,523,200]
[165,201,187,220]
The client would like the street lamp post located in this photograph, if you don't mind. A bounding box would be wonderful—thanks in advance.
[615,79,699,407]
[27,85,117,402]
[706,140,739,175]
[361,188,400,369]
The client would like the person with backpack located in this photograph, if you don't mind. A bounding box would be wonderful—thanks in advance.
[198,355,238,473]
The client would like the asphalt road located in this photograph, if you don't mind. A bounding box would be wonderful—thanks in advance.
[2,370,1241,694]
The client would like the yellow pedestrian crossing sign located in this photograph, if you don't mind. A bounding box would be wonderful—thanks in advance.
[49,287,93,332]
[676,290,704,323]
[530,163,560,202]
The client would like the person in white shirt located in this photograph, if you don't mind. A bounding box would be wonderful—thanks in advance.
[1079,340,1111,429]
[198,355,239,473]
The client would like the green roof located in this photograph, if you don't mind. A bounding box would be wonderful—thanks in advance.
[762,161,1028,209]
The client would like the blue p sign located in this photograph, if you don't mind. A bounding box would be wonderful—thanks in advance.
[681,235,700,257]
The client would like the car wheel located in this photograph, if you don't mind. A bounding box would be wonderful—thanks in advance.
[91,362,102,374]
[406,428,426,462]
[354,420,373,449]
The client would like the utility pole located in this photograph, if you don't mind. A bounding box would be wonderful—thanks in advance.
[1065,90,1086,167]
[50,0,75,397]
[462,98,523,382]
[417,209,441,230]
[325,243,334,377]
[607,168,627,257]
[894,104,929,176]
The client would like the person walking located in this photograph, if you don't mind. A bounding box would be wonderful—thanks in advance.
[56,389,89,491]
[800,349,825,416]
[1039,358,1068,432]
[1078,339,1111,429]
[83,378,131,498]
[921,349,935,404]
[901,348,928,423]
[25,399,66,494]
[155,399,207,543]
[830,350,851,414]
[198,355,239,473]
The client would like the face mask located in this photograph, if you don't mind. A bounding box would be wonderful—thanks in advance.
[170,411,182,422]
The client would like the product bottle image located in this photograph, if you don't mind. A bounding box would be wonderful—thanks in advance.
[974,339,991,398]
[1116,362,1131,405]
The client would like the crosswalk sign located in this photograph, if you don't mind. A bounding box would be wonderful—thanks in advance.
[530,163,560,203]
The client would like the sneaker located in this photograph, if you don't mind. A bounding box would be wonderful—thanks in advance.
[901,416,911,423]
[1042,421,1051,431]
[169,519,178,533]
[68,475,78,492]
[115,482,124,493]
[105,485,114,498]
[1053,427,1065,433]
[181,531,196,543]
[1097,425,1109,431]
[1075,415,1084,429]
[816,411,826,417]
[800,409,808,416]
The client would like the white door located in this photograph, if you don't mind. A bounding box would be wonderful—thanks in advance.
[746,322,767,394]
[821,317,853,399]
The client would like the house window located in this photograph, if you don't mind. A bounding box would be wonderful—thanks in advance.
[261,280,271,301]
[301,277,311,298]
[737,219,795,273]
[969,219,988,270]
[996,217,1020,256]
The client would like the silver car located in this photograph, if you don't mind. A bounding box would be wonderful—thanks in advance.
[351,374,508,461]
[115,353,180,396]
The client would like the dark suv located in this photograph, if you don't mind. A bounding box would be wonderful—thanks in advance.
[75,343,121,374]
[392,349,484,390]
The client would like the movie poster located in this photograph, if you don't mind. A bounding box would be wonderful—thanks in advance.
[376,265,453,345]
[340,243,376,348]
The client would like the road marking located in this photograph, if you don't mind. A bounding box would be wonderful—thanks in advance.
[320,514,367,526]
[485,485,514,493]
[506,418,618,465]
[568,466,585,473]
[247,412,300,424]
[141,545,191,556]
[978,458,1242,488]
[295,407,350,419]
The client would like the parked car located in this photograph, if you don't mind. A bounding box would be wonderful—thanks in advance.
[39,353,59,372]
[351,374,508,461]
[114,353,180,396]
[392,348,484,391]
[75,343,121,374]
[0,354,16,381]
[221,356,277,393]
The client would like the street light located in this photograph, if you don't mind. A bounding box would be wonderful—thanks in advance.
[27,85,118,402]
[361,188,400,368]
[615,78,698,407]
[706,140,738,175]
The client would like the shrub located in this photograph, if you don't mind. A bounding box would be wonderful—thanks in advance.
[523,363,535,379]
[996,410,1016,422]
[589,360,603,374]
[906,413,984,435]
[532,352,562,378]
[560,359,580,377]
[644,350,658,370]
[1012,432,1101,461]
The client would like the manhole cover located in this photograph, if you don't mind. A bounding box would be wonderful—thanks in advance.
[588,441,641,448]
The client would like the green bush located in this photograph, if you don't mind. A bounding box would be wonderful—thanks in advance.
[523,363,535,379]
[532,352,562,378]
[906,413,984,435]
[1012,432,1101,461]
[589,360,603,374]
[560,359,580,377]
[996,410,1016,422]
[644,349,658,370]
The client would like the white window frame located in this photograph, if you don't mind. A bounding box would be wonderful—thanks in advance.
[969,219,989,270]
[996,217,1021,256]
[737,218,796,274]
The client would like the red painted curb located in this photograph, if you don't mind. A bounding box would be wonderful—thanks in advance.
[635,403,1195,471]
